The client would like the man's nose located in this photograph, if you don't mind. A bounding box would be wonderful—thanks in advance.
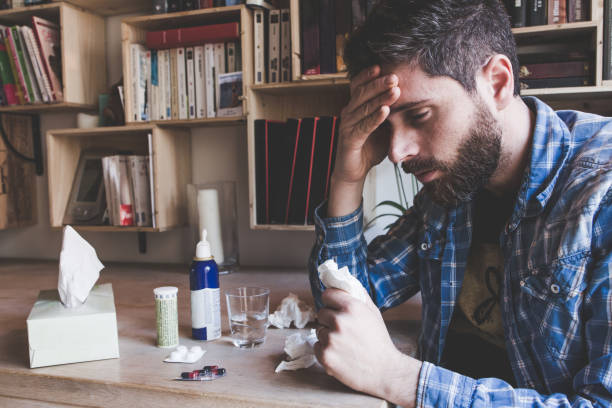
[387,128,420,164]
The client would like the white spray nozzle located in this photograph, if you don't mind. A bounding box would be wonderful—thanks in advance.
[196,228,213,259]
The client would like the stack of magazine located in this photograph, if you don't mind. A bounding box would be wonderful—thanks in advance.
[101,155,154,227]
[0,16,63,106]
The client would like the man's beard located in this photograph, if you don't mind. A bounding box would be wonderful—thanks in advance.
[402,101,503,207]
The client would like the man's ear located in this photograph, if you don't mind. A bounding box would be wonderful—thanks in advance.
[479,54,515,111]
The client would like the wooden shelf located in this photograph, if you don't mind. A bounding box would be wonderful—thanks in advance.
[251,77,350,95]
[53,0,152,16]
[121,5,244,30]
[147,116,246,128]
[512,20,598,37]
[251,224,315,232]
[52,225,172,232]
[0,102,96,113]
[521,85,612,100]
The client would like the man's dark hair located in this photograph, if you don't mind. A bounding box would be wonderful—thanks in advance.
[344,0,520,96]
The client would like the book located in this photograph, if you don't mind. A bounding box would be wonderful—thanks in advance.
[21,26,52,103]
[268,10,280,83]
[4,35,25,104]
[335,0,351,72]
[128,155,152,227]
[268,120,295,224]
[5,27,31,103]
[0,43,18,105]
[204,43,216,117]
[527,0,546,26]
[254,119,269,224]
[167,0,181,12]
[226,41,236,72]
[31,16,63,100]
[287,117,317,224]
[506,0,527,28]
[213,42,226,111]
[605,0,611,80]
[568,0,590,22]
[153,0,168,13]
[146,23,240,49]
[118,155,134,226]
[144,49,151,120]
[194,45,207,118]
[169,47,179,119]
[147,133,157,228]
[176,47,188,120]
[101,156,118,225]
[548,0,567,24]
[306,116,337,224]
[520,76,590,89]
[150,49,159,121]
[319,0,336,74]
[16,26,43,103]
[130,43,147,121]
[186,47,196,119]
[280,9,291,82]
[300,0,320,75]
[519,61,591,79]
[217,71,242,117]
[159,49,171,120]
[253,9,266,84]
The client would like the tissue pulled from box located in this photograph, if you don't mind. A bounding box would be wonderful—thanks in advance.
[269,293,316,329]
[275,329,318,373]
[317,259,369,303]
[58,225,105,308]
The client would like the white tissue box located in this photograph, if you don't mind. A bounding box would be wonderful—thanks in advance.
[26,283,120,368]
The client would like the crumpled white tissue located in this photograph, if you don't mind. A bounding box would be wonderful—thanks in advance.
[164,345,206,363]
[317,259,369,303]
[275,329,319,373]
[58,225,105,308]
[269,293,316,329]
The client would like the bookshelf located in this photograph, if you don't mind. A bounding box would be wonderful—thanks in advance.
[120,5,253,126]
[46,124,191,232]
[0,2,106,112]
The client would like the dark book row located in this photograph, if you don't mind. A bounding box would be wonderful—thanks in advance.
[0,0,49,9]
[300,0,376,76]
[153,0,243,14]
[504,0,590,28]
[255,117,339,226]
[518,59,593,89]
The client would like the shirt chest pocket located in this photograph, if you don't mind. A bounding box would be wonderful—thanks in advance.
[519,251,590,359]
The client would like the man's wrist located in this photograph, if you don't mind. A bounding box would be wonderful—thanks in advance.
[380,352,422,408]
[327,176,366,218]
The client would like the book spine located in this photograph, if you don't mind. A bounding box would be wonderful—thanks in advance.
[520,76,590,89]
[145,22,240,49]
[280,9,291,82]
[6,28,30,103]
[186,47,196,119]
[176,47,187,119]
[101,157,115,226]
[304,117,319,225]
[144,49,151,121]
[300,0,320,75]
[226,41,236,73]
[31,16,63,100]
[0,43,18,105]
[16,26,41,103]
[527,0,546,26]
[147,133,157,228]
[194,45,206,118]
[4,36,24,104]
[23,26,52,102]
[216,71,243,117]
[268,10,280,83]
[213,42,225,112]
[150,49,159,121]
[568,0,590,22]
[253,9,265,84]
[161,49,171,120]
[170,48,179,119]
[547,0,567,24]
[508,0,527,28]
[20,26,47,102]
[118,156,135,226]
[519,61,590,79]
[319,0,336,74]
[129,155,152,227]
[204,43,216,117]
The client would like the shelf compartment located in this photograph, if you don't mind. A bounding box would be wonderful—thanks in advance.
[251,224,315,232]
[0,2,106,112]
[121,4,253,126]
[137,116,246,128]
[46,125,191,231]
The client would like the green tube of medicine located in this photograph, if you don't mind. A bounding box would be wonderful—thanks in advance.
[154,286,179,348]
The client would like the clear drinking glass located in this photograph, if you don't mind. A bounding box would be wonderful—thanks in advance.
[225,287,270,348]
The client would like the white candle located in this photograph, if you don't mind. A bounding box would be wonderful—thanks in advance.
[197,188,224,264]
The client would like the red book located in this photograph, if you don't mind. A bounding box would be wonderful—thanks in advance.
[303,117,319,224]
[146,23,240,49]
[31,16,63,101]
[519,61,590,79]
[0,43,19,105]
[5,27,30,103]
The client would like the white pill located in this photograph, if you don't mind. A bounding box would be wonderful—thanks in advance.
[177,345,188,353]
[190,346,202,354]
[170,350,183,360]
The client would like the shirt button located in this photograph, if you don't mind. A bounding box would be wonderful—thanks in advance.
[550,284,560,294]
[420,242,430,251]
[519,280,525,287]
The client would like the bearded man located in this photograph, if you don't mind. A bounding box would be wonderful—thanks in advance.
[308,1,612,407]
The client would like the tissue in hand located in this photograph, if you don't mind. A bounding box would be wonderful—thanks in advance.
[317,259,369,303]
[268,293,316,329]
[58,225,105,307]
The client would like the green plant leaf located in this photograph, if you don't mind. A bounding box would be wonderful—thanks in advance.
[373,200,407,213]
[364,213,402,229]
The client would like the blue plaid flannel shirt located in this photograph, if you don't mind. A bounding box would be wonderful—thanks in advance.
[309,97,612,407]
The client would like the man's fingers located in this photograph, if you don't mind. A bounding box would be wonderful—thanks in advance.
[343,86,399,129]
[345,74,399,114]
[321,288,355,310]
[349,65,380,94]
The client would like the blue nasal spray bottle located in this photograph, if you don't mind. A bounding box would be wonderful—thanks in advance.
[190,229,221,341]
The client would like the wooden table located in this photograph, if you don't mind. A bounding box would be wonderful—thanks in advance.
[0,260,422,408]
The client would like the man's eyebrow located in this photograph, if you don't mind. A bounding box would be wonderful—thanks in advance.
[389,100,429,115]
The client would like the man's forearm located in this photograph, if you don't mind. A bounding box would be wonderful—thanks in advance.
[327,176,366,218]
